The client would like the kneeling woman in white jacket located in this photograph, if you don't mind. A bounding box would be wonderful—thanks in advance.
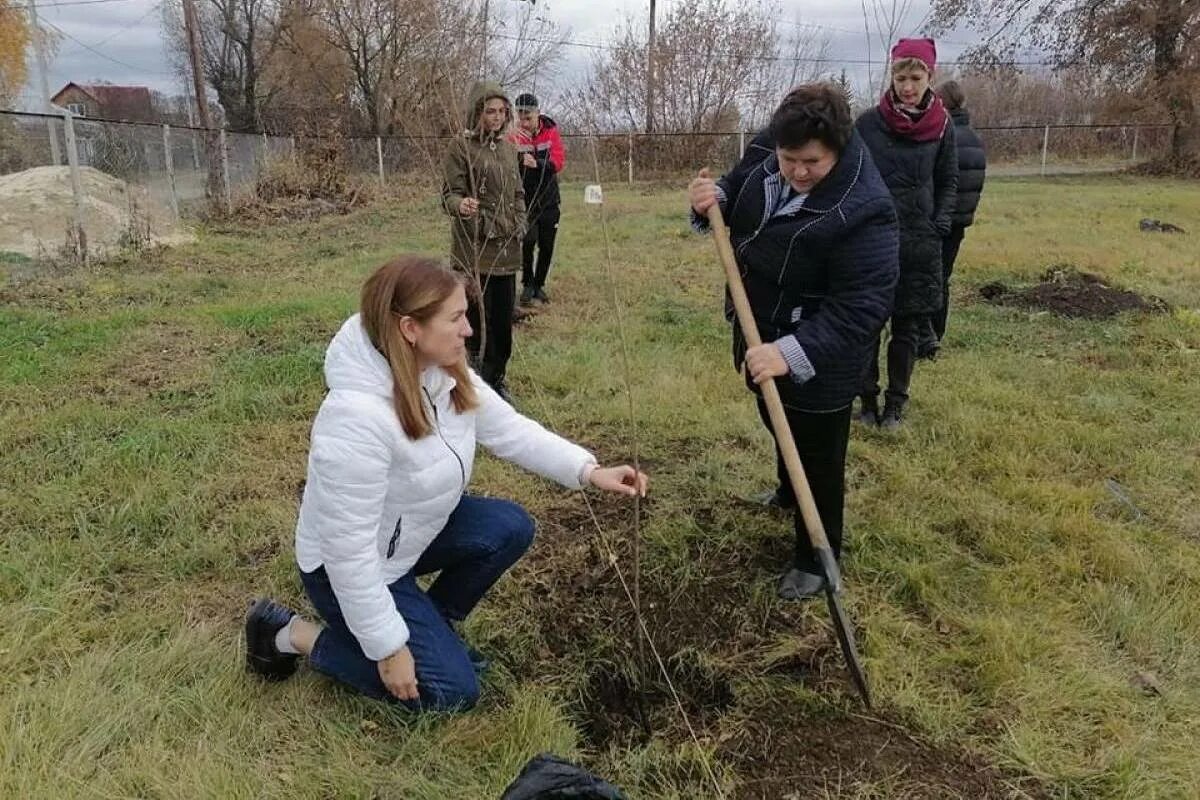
[245,256,647,711]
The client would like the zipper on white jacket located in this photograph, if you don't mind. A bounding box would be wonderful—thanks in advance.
[386,516,402,558]
[423,387,467,490]
[384,390,467,560]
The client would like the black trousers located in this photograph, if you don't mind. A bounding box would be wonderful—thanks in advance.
[862,313,924,410]
[756,399,852,573]
[467,274,515,386]
[933,224,966,341]
[521,206,560,290]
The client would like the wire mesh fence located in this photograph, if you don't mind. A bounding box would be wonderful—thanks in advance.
[0,108,1174,263]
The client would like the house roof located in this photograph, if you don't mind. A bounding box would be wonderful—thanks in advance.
[50,83,155,121]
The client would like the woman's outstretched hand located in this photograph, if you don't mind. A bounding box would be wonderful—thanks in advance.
[588,465,649,498]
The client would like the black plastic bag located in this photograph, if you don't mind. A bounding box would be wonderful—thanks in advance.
[499,753,627,800]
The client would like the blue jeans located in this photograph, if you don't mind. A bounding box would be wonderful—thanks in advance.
[300,494,535,712]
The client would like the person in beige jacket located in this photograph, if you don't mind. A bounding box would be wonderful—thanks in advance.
[442,80,526,401]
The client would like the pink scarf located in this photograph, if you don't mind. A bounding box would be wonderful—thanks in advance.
[878,88,948,142]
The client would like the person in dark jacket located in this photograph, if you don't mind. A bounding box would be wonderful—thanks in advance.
[689,84,899,599]
[931,79,986,346]
[509,93,566,306]
[855,38,957,429]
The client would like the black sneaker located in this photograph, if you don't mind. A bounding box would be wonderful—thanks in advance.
[519,285,536,306]
[533,287,550,303]
[245,598,301,681]
[880,405,903,431]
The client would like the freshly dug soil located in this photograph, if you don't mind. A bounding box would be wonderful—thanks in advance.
[980,267,1169,319]
[504,495,1050,798]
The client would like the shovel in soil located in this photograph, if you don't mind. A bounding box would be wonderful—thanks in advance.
[705,203,873,708]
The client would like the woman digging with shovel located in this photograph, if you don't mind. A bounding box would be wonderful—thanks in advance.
[244,256,647,711]
[689,83,899,600]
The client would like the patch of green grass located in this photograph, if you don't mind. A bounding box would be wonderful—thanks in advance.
[2,176,1199,798]
[0,250,32,264]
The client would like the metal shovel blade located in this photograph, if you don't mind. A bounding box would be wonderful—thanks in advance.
[825,588,872,708]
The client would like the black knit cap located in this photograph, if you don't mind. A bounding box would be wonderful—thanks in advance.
[515,93,539,110]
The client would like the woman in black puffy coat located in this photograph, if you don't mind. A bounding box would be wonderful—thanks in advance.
[855,38,957,429]
[932,79,987,346]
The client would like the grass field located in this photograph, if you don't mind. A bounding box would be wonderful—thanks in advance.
[2,174,1199,799]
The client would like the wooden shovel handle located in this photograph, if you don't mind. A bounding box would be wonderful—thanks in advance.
[705,203,841,589]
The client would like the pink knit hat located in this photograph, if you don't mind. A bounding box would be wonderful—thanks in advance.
[891,38,937,71]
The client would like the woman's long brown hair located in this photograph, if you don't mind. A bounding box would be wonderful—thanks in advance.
[360,256,478,439]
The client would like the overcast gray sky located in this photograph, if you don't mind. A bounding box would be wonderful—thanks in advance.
[17,0,972,113]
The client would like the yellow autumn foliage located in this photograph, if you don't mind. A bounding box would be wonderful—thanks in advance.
[0,1,31,104]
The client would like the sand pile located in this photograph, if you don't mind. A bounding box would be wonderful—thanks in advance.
[0,166,193,258]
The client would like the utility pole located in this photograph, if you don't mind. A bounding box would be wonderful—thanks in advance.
[182,0,211,130]
[182,0,226,210]
[26,0,61,165]
[645,0,656,134]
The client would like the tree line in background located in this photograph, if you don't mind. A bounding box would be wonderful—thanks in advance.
[2,0,1197,166]
[928,0,1199,163]
[156,0,1196,163]
[159,0,561,137]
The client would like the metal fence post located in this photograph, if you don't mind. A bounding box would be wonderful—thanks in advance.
[1040,124,1050,176]
[261,132,270,170]
[190,126,201,169]
[163,124,179,221]
[219,127,231,211]
[376,136,385,187]
[739,129,745,158]
[627,133,633,184]
[290,135,297,164]
[47,117,62,167]
[61,110,87,260]
[1131,126,1140,162]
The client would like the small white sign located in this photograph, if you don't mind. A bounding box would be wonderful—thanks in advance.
[584,184,604,204]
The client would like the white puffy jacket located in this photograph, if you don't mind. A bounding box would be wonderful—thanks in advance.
[294,314,596,660]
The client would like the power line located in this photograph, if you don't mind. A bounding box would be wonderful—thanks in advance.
[40,17,175,76]
[489,28,1074,68]
[24,0,138,7]
[84,0,165,50]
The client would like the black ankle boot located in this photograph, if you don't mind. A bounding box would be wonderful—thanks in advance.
[880,403,903,430]
[856,396,880,426]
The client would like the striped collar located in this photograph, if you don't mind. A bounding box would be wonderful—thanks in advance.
[763,171,808,218]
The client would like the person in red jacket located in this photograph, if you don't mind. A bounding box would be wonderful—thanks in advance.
[509,93,565,306]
